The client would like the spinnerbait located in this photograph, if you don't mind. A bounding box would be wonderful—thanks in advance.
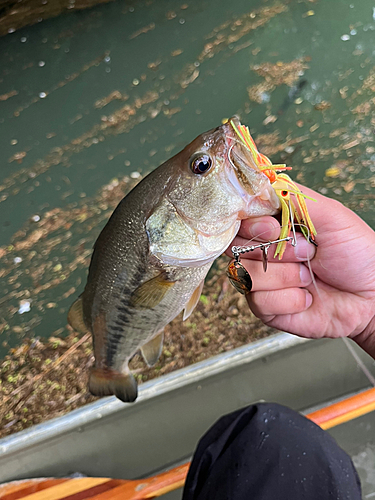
[226,200,314,295]
[227,235,295,295]
[226,120,318,295]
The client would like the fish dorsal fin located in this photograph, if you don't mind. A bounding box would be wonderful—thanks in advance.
[141,331,164,367]
[130,273,175,309]
[183,279,205,321]
[67,296,88,334]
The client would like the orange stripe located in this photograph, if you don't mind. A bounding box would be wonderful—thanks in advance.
[0,480,68,500]
[307,387,375,429]
[86,464,189,500]
[60,480,124,500]
[319,401,375,430]
[19,479,110,500]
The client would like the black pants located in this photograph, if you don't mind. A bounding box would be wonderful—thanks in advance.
[182,403,361,500]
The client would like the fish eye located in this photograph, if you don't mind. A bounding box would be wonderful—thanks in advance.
[190,154,213,175]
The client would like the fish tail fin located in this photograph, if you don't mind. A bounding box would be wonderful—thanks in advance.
[89,368,138,403]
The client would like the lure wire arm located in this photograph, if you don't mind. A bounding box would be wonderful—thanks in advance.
[231,236,293,271]
[231,199,299,273]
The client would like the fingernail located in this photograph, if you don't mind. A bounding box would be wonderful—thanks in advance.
[294,239,316,261]
[300,264,312,285]
[305,291,313,309]
[250,222,277,240]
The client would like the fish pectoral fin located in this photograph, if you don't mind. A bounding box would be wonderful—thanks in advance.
[141,331,164,367]
[89,368,138,403]
[67,296,88,334]
[183,279,205,321]
[130,273,175,308]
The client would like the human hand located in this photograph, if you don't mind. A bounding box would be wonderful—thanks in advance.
[226,184,375,358]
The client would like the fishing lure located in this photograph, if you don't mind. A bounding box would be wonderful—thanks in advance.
[227,120,318,295]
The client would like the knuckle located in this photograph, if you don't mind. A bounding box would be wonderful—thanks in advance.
[280,265,299,286]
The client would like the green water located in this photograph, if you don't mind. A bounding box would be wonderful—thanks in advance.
[0,0,374,353]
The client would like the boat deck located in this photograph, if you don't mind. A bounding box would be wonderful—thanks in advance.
[2,375,375,499]
[0,335,375,500]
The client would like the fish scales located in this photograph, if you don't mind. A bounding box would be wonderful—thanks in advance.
[105,265,210,369]
[68,116,281,403]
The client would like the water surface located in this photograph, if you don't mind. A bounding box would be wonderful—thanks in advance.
[0,0,374,351]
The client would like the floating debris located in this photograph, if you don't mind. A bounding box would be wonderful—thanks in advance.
[343,139,360,150]
[129,22,155,40]
[0,90,18,102]
[94,90,127,109]
[180,68,199,89]
[343,180,356,193]
[314,101,331,111]
[18,300,31,314]
[263,115,277,125]
[130,171,141,179]
[325,166,341,178]
[248,58,309,103]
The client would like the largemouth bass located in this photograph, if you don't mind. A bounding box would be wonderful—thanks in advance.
[68,116,281,403]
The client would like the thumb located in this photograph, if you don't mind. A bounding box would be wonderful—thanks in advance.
[237,216,281,242]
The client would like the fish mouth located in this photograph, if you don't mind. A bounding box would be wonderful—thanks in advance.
[224,117,281,217]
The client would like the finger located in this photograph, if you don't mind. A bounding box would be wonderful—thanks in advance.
[237,260,313,292]
[246,279,343,340]
[237,216,280,242]
[226,233,316,262]
[247,288,313,318]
